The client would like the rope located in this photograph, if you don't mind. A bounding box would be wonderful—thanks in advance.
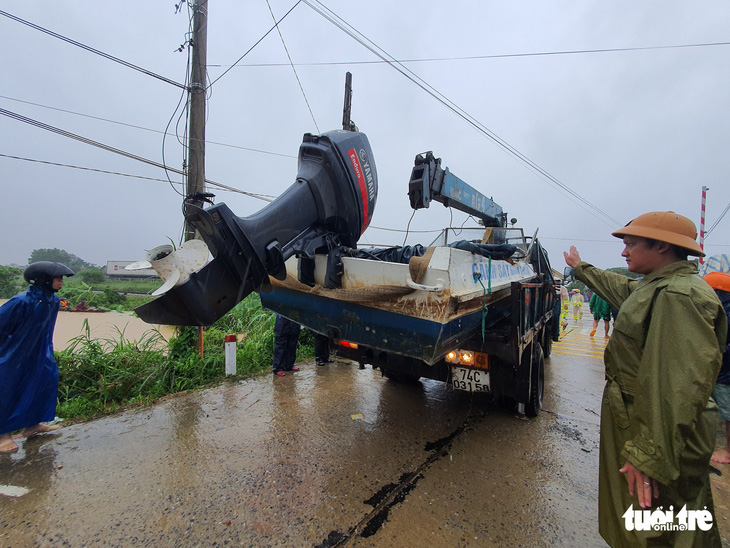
[473,258,492,342]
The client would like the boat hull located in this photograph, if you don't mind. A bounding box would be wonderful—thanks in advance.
[260,284,511,365]
[259,246,534,365]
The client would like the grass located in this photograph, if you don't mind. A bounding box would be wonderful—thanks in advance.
[55,293,315,422]
[58,277,160,312]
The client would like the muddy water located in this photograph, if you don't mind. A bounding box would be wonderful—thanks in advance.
[0,298,175,350]
[52,310,175,350]
[1,315,729,546]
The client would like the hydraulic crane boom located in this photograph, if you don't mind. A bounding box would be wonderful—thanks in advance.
[407,152,507,227]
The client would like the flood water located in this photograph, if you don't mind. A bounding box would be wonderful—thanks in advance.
[0,299,175,350]
[52,310,175,350]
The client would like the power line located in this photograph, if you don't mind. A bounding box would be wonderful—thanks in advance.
[0,152,264,196]
[706,202,730,236]
[0,9,187,90]
[303,0,620,228]
[0,152,182,185]
[208,40,730,68]
[265,0,320,132]
[206,0,302,90]
[369,225,441,234]
[0,107,275,202]
[0,94,296,159]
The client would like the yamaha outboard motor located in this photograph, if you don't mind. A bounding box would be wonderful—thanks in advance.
[135,129,378,326]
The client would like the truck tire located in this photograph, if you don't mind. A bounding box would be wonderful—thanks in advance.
[525,343,545,417]
[542,328,553,358]
[382,368,421,384]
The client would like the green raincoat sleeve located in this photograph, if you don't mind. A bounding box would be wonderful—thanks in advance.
[574,262,636,311]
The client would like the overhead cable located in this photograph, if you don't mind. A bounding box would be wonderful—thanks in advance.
[0,107,275,201]
[207,0,302,90]
[0,152,257,196]
[303,0,621,227]
[0,152,183,186]
[265,0,320,132]
[209,40,730,68]
[0,94,296,159]
[706,202,730,236]
[0,9,187,90]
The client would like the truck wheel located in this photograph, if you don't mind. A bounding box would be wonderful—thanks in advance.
[525,344,545,417]
[382,368,421,384]
[542,329,553,358]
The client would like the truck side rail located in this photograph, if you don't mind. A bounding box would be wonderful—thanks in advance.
[510,279,555,365]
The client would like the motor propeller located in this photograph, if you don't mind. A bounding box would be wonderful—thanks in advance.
[135,129,378,326]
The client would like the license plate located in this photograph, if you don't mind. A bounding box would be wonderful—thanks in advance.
[451,366,490,392]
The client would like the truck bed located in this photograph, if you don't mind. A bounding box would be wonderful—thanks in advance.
[260,245,536,365]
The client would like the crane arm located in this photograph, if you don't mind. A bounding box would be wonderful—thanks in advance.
[407,152,506,227]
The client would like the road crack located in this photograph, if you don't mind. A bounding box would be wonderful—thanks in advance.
[316,417,474,547]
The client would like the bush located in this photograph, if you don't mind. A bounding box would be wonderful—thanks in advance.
[77,268,105,284]
[56,320,173,420]
[0,266,23,298]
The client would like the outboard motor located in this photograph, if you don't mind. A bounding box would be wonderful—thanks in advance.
[135,129,378,326]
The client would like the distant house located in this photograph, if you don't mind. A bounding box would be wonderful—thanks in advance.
[106,261,159,279]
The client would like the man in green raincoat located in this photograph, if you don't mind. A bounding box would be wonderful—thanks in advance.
[564,211,727,547]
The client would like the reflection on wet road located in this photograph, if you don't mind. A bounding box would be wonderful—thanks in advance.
[2,316,728,546]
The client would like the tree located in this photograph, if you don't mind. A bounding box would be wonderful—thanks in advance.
[28,248,97,273]
[0,266,23,298]
[77,268,105,284]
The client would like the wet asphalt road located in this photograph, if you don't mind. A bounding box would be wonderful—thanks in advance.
[1,315,728,547]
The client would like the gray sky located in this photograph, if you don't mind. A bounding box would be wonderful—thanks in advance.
[1,0,729,271]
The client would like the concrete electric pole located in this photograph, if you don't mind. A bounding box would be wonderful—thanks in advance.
[184,0,208,241]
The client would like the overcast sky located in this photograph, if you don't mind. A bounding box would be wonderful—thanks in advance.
[1,0,729,271]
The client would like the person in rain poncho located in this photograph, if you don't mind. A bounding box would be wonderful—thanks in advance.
[704,271,730,465]
[570,288,584,320]
[559,284,570,330]
[589,292,612,338]
[564,211,726,547]
[0,262,74,453]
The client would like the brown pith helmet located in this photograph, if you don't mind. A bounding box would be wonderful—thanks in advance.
[612,211,704,257]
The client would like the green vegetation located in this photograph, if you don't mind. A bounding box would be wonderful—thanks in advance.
[0,265,23,298]
[77,268,105,284]
[28,248,97,272]
[54,293,315,422]
[2,249,159,309]
[1,253,168,312]
[55,275,161,311]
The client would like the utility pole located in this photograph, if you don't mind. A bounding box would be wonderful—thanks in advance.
[184,0,208,241]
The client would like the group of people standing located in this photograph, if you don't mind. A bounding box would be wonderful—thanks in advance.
[560,279,615,339]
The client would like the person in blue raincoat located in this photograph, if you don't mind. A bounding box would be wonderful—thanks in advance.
[0,262,74,453]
